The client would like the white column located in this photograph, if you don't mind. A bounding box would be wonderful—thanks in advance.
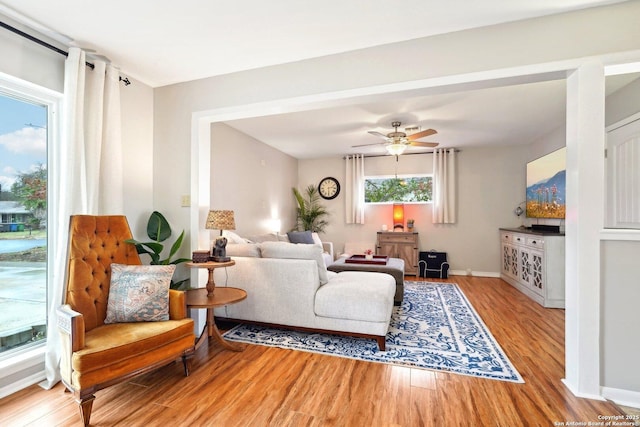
[563,62,605,398]
[190,114,212,333]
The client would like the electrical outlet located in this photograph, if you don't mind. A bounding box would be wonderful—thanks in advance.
[181,195,191,207]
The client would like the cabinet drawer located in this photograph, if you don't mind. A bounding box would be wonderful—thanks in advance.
[512,234,526,245]
[378,233,417,244]
[526,237,544,248]
[501,232,511,242]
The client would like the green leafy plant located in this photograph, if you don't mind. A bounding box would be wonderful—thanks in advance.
[125,211,191,289]
[292,185,330,233]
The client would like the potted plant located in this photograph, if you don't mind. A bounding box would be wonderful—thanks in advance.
[125,211,191,289]
[292,185,330,233]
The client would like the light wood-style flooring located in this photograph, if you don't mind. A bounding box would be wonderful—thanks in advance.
[0,276,628,426]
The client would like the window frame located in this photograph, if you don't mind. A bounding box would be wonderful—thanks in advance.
[0,71,61,383]
[364,173,433,205]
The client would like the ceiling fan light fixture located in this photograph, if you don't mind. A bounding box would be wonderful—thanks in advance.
[386,143,407,156]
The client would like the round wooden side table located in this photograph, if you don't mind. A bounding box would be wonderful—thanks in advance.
[186,260,235,296]
[186,287,247,352]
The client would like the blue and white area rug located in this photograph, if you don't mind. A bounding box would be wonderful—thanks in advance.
[223,281,524,383]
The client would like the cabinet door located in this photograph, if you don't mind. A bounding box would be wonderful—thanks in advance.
[377,243,394,257]
[502,243,514,278]
[502,243,518,279]
[397,243,418,275]
[530,249,544,295]
[519,247,531,285]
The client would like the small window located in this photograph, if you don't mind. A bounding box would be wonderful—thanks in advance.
[365,175,432,203]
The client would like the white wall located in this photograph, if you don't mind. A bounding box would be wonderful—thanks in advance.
[600,76,640,398]
[120,76,155,237]
[210,123,297,238]
[298,146,526,274]
[601,240,640,394]
[0,15,64,92]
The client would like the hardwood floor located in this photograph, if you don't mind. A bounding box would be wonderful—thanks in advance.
[0,276,627,426]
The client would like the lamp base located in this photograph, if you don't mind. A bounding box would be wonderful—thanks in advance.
[210,256,231,263]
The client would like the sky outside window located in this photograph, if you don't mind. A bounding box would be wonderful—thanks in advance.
[0,95,47,193]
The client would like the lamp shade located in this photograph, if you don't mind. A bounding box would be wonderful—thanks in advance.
[205,210,236,231]
[393,203,404,229]
[386,143,407,156]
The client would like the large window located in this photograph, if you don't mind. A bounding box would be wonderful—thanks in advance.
[0,91,48,357]
[365,175,433,203]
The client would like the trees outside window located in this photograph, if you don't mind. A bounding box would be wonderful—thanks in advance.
[365,175,432,204]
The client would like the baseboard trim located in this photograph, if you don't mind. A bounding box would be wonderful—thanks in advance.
[449,270,501,278]
[0,371,46,399]
[601,386,640,409]
[561,379,606,401]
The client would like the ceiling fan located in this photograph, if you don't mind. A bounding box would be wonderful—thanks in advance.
[353,121,439,155]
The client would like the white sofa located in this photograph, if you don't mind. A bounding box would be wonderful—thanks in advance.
[213,241,395,350]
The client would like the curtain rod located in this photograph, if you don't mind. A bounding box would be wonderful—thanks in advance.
[343,149,461,159]
[0,20,131,86]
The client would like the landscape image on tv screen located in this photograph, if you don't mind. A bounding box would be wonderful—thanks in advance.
[526,147,566,219]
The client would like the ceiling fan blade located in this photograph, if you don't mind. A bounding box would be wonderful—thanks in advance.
[352,142,386,148]
[368,131,390,140]
[409,141,439,148]
[407,128,437,141]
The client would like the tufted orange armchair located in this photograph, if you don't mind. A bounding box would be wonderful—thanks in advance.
[57,215,194,426]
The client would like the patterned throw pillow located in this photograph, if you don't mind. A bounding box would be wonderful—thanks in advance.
[104,264,175,323]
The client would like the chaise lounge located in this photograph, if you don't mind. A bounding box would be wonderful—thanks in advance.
[213,241,396,350]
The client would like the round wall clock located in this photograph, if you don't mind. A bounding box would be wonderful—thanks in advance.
[318,177,340,200]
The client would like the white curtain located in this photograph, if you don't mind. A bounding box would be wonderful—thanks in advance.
[40,47,123,389]
[432,148,457,224]
[345,154,365,224]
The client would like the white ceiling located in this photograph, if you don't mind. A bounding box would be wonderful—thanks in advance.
[1,0,637,159]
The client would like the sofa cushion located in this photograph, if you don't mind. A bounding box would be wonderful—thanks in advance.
[315,271,395,322]
[223,230,250,244]
[226,243,261,258]
[247,233,289,243]
[105,264,175,323]
[260,241,329,285]
[287,230,314,244]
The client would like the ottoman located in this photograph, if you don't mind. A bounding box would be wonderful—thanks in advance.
[328,257,405,304]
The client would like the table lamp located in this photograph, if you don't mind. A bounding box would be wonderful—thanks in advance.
[205,210,235,262]
[393,203,404,231]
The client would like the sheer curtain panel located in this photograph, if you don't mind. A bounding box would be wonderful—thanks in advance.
[432,148,457,224]
[41,47,123,389]
[345,154,365,224]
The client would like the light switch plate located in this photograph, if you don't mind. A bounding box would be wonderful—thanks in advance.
[181,195,191,207]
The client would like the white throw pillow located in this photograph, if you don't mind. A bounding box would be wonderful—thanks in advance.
[260,241,329,285]
[311,232,324,249]
[223,230,249,244]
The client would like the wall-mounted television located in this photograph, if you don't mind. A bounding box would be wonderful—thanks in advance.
[526,147,566,219]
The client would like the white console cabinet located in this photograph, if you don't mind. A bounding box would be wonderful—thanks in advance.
[499,228,565,308]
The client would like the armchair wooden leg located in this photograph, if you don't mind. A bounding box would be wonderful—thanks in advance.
[377,336,386,351]
[182,354,191,376]
[78,395,95,427]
